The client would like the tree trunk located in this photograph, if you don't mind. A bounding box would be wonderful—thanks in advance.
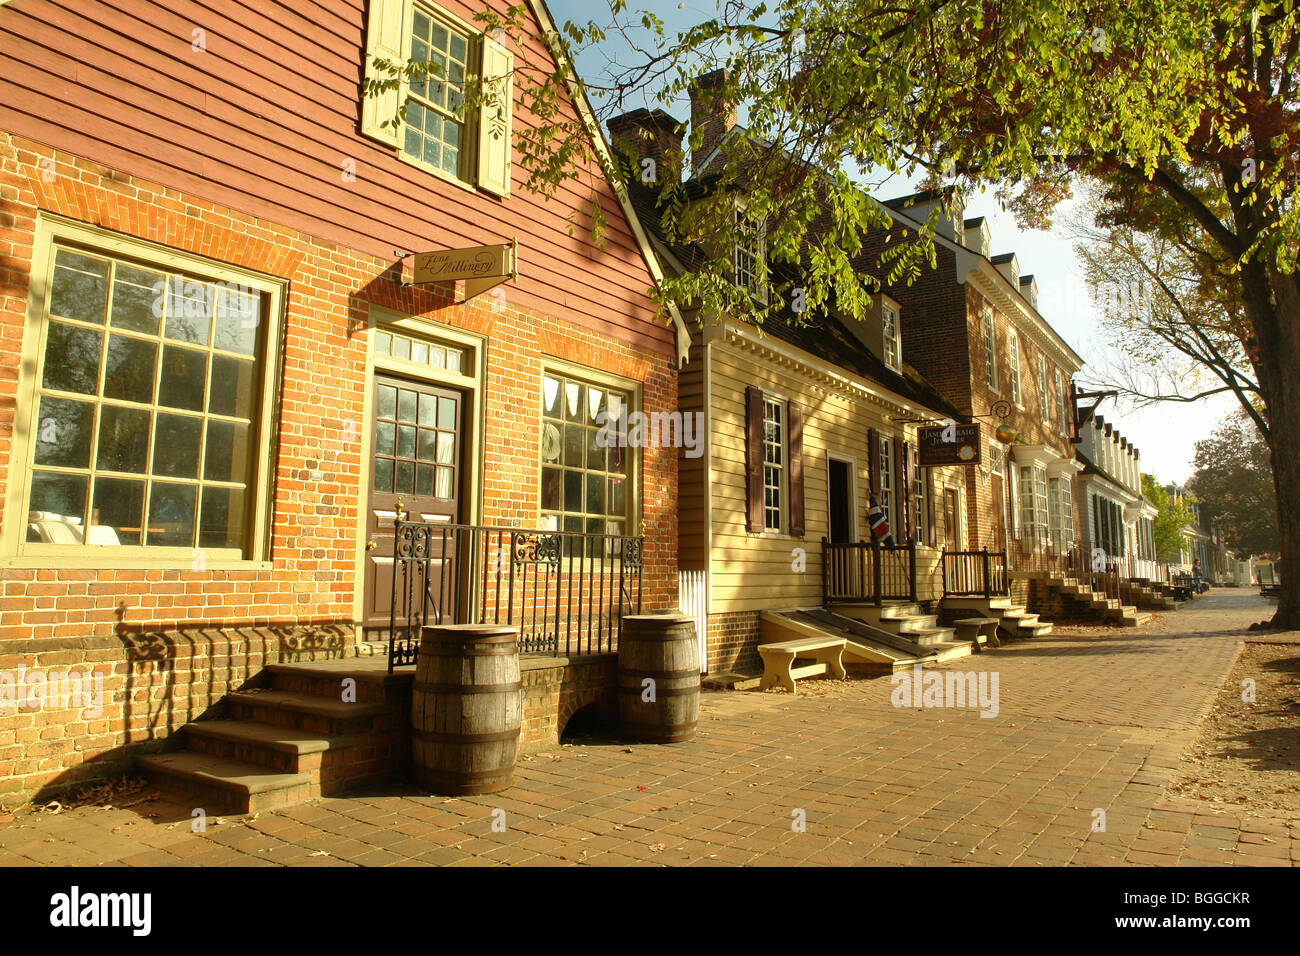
[1260,275,1300,629]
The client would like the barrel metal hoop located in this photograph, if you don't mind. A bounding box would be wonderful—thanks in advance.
[412,728,522,744]
[413,681,522,695]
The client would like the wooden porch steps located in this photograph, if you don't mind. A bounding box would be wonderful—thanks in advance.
[762,607,979,673]
[138,659,411,815]
[941,596,1055,639]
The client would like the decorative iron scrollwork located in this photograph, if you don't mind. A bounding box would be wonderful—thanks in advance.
[511,531,560,566]
[623,537,644,568]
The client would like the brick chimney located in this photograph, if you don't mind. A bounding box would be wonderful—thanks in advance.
[689,68,735,172]
[607,108,685,185]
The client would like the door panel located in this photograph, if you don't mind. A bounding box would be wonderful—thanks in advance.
[364,374,463,628]
[990,473,1006,550]
[944,489,960,549]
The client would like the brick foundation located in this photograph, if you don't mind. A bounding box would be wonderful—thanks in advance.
[518,654,618,752]
[705,611,761,674]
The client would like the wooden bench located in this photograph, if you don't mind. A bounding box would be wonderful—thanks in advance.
[953,616,1000,652]
[1172,575,1196,602]
[758,637,847,694]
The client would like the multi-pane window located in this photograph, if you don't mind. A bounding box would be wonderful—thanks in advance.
[540,373,631,545]
[762,399,784,531]
[882,305,901,372]
[25,246,267,554]
[1007,329,1022,405]
[1048,475,1073,550]
[878,434,894,532]
[372,382,457,500]
[911,456,925,543]
[1057,371,1071,436]
[982,305,998,390]
[1037,354,1050,423]
[733,207,765,300]
[1017,464,1048,542]
[374,328,464,373]
[404,5,472,178]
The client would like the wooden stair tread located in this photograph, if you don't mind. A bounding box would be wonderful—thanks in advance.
[139,752,310,795]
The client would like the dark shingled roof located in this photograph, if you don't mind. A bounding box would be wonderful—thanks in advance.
[623,174,966,422]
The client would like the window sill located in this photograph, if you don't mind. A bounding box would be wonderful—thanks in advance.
[395,148,482,196]
[0,556,274,572]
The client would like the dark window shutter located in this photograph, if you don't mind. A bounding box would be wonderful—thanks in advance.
[788,401,804,537]
[745,386,764,533]
[896,439,911,541]
[867,427,880,498]
[924,462,937,548]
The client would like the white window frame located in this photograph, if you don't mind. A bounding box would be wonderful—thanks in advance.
[399,2,478,184]
[882,303,902,372]
[1057,371,1071,437]
[733,204,767,304]
[878,432,895,535]
[1007,329,1022,406]
[3,215,285,569]
[1037,354,1050,424]
[982,305,998,392]
[762,397,785,532]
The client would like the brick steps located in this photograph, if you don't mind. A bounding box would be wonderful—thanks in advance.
[139,660,411,815]
[1027,575,1156,626]
[137,751,314,814]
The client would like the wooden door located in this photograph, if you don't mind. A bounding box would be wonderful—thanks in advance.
[364,374,464,629]
[944,488,960,549]
[990,472,1006,550]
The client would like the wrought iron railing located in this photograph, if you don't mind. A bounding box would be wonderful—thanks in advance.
[823,538,917,605]
[940,547,1009,597]
[387,517,643,670]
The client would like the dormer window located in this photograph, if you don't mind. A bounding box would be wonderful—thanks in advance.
[733,206,766,303]
[882,303,901,372]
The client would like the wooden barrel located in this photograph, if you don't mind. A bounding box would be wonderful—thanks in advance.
[411,624,521,795]
[618,613,700,743]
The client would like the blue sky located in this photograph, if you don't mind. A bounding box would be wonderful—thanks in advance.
[547,0,1234,483]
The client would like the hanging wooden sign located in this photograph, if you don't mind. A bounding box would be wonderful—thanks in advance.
[917,423,981,467]
[411,240,516,302]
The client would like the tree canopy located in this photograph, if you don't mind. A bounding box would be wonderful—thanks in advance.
[1188,411,1279,556]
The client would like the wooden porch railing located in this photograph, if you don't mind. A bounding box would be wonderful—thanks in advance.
[940,547,1010,598]
[822,538,917,606]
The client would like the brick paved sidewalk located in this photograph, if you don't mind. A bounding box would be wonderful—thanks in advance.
[1,590,1296,866]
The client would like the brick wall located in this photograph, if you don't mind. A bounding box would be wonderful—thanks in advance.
[518,653,617,752]
[705,610,761,674]
[0,134,677,802]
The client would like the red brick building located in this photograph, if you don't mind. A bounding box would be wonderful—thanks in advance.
[0,0,682,804]
[861,191,1087,564]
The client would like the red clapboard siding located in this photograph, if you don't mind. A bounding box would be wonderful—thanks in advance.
[0,0,672,354]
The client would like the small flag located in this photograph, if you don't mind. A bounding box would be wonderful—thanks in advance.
[868,493,894,546]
